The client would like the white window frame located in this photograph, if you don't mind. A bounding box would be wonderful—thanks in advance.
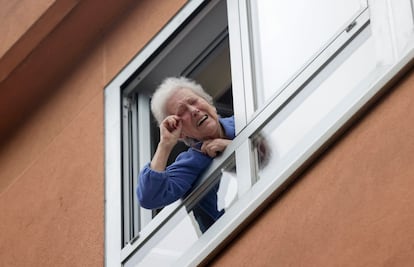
[105,1,210,265]
[105,0,414,266]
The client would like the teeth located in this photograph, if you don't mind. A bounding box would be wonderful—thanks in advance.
[197,115,208,126]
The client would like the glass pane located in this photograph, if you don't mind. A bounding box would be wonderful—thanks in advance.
[127,163,237,267]
[217,164,238,212]
[250,0,364,109]
[252,27,377,181]
[132,207,200,267]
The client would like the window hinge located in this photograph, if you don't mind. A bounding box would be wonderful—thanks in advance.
[124,97,133,111]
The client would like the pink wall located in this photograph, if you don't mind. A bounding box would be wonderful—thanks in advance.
[0,0,186,266]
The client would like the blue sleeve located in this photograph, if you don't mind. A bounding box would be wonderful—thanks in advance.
[137,149,213,209]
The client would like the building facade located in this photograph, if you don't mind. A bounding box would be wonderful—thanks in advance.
[1,0,414,266]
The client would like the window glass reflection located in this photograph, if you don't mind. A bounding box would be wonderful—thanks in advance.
[131,164,237,267]
[185,161,237,233]
[252,31,376,181]
[250,0,364,109]
[133,207,200,267]
[217,164,238,211]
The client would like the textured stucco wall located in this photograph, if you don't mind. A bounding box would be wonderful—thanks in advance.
[210,67,414,266]
[0,0,186,266]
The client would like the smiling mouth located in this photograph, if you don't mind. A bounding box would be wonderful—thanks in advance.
[197,115,208,127]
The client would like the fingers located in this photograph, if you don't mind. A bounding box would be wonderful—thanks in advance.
[159,116,182,147]
[201,139,230,157]
[161,115,180,132]
[202,146,219,157]
[162,116,181,133]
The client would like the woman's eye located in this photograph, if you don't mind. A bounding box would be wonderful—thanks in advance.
[176,106,185,116]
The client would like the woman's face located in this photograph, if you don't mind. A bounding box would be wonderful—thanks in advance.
[165,88,220,141]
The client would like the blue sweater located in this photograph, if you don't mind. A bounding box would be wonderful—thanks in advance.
[137,116,235,232]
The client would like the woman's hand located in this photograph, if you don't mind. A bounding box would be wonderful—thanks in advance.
[150,115,182,172]
[201,138,231,158]
[159,115,182,150]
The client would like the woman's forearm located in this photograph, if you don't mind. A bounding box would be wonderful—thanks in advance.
[150,142,173,171]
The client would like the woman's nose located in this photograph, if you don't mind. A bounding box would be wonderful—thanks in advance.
[189,106,200,116]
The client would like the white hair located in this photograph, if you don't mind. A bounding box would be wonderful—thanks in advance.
[151,77,213,125]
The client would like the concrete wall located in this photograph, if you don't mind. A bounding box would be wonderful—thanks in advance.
[0,0,186,266]
[210,67,414,266]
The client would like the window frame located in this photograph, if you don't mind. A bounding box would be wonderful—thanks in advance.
[104,1,211,265]
[105,0,414,266]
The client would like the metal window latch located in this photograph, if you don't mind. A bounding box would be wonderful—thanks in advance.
[346,21,357,33]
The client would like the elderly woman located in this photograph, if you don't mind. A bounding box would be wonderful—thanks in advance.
[137,77,235,232]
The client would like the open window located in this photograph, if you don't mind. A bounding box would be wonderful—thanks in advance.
[105,0,414,266]
[116,1,238,264]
